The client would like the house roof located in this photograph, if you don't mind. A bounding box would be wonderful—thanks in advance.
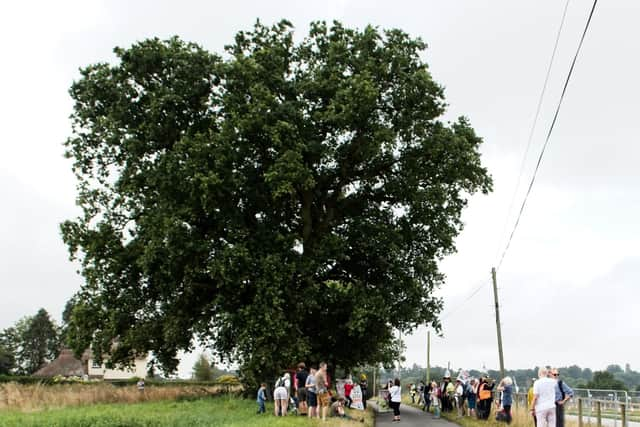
[32,349,86,378]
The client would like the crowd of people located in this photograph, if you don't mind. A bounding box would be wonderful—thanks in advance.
[258,363,575,426]
[257,361,368,422]
[386,366,573,426]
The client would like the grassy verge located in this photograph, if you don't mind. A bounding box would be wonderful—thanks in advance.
[0,381,235,412]
[0,396,374,427]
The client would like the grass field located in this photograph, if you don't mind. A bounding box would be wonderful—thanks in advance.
[0,396,374,427]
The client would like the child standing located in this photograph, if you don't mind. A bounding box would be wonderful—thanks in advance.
[256,383,267,414]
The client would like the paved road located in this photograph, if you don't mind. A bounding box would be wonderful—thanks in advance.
[371,401,460,427]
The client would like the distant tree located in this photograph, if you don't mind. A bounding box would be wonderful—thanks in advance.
[625,363,631,374]
[20,309,61,374]
[192,354,214,381]
[606,364,623,374]
[1,309,60,375]
[636,384,640,392]
[586,371,627,390]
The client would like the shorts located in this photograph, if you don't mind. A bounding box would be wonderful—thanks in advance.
[297,388,307,402]
[317,391,330,407]
[274,386,288,400]
[307,391,317,407]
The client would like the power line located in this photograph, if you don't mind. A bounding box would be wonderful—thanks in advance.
[440,279,490,321]
[494,0,571,263]
[495,0,599,271]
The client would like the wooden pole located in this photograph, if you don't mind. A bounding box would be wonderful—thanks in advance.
[578,397,584,427]
[492,267,505,378]
[427,330,431,383]
[596,401,602,427]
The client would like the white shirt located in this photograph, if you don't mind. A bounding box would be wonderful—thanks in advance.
[533,377,556,412]
[390,385,401,402]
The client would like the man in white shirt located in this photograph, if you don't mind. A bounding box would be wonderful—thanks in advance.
[531,367,556,427]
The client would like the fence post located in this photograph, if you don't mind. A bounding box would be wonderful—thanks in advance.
[578,398,584,427]
[596,401,602,427]
[621,403,626,427]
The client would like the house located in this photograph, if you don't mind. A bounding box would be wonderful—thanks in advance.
[84,349,148,380]
[32,348,147,380]
[32,349,85,378]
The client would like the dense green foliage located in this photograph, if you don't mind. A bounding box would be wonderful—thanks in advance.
[583,371,628,391]
[61,20,492,388]
[0,345,14,375]
[0,397,372,427]
[0,309,60,375]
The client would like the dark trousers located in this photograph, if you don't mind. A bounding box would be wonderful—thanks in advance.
[390,401,401,416]
[477,399,492,419]
[556,403,565,427]
[346,395,352,408]
[503,405,512,423]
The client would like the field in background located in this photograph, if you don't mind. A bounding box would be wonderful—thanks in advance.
[0,396,374,427]
[0,381,239,412]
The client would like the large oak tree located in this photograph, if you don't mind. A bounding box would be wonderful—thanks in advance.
[61,20,492,385]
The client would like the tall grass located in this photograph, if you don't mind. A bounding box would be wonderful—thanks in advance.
[0,382,238,412]
[0,396,375,427]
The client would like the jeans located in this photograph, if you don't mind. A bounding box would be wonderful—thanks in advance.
[257,401,265,413]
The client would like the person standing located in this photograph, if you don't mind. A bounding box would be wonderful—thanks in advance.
[389,377,402,422]
[306,367,318,419]
[497,376,514,424]
[528,378,537,426]
[467,378,478,418]
[424,380,432,412]
[531,367,557,427]
[410,383,417,404]
[315,362,330,422]
[359,373,368,409]
[417,380,426,407]
[273,372,291,416]
[295,362,309,415]
[455,379,465,418]
[477,376,494,420]
[256,383,267,414]
[551,368,574,427]
[431,381,441,418]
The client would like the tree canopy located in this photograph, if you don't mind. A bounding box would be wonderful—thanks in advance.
[61,20,492,385]
[0,309,60,375]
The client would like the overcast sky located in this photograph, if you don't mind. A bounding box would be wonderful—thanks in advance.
[1,0,638,379]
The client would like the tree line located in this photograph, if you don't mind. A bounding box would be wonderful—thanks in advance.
[386,363,640,391]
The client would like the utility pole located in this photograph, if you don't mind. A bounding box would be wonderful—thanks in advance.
[426,330,431,383]
[492,267,505,378]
